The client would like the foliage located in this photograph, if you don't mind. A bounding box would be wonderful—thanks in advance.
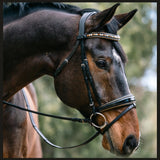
[33,2,156,158]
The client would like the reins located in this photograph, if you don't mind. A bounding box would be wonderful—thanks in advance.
[3,11,136,149]
[21,88,100,149]
[3,90,135,149]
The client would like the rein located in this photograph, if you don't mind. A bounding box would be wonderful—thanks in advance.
[3,90,135,149]
[3,12,136,149]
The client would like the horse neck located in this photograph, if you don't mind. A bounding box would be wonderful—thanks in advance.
[3,10,80,100]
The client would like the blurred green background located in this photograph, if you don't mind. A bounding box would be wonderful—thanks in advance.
[32,2,157,158]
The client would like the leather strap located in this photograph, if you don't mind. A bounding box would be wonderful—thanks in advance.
[3,100,89,123]
[53,41,80,77]
[79,12,101,110]
[98,94,135,112]
[101,103,136,134]
[79,12,96,36]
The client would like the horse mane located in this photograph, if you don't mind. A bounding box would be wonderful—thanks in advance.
[3,2,126,63]
[3,2,98,25]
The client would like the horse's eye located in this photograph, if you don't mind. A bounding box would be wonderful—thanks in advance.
[95,60,106,69]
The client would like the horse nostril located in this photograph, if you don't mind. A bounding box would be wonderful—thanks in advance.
[122,135,138,155]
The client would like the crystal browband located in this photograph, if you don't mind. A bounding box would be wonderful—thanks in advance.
[86,32,120,41]
[77,32,120,41]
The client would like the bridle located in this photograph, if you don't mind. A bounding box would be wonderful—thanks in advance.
[3,12,136,149]
[54,12,136,133]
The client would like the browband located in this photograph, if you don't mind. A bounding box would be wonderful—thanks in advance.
[77,32,120,41]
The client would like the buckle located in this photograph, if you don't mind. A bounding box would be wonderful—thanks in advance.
[77,34,87,40]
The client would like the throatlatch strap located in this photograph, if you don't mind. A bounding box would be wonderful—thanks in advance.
[54,12,96,78]
[53,40,80,77]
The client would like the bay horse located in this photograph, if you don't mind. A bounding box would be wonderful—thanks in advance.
[3,2,140,158]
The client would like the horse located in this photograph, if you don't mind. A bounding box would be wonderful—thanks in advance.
[3,2,140,158]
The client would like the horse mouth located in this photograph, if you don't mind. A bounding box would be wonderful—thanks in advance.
[102,131,140,156]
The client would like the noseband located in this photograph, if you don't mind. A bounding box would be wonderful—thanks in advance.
[3,12,136,149]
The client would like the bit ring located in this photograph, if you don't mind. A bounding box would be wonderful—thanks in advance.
[90,112,107,129]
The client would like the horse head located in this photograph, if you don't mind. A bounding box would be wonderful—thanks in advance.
[54,4,140,156]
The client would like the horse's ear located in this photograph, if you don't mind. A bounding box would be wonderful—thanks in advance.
[115,9,138,30]
[86,3,120,31]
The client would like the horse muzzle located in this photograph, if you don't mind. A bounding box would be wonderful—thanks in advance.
[102,132,140,156]
[122,135,139,155]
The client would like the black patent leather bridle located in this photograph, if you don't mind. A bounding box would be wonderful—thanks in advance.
[3,12,136,149]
